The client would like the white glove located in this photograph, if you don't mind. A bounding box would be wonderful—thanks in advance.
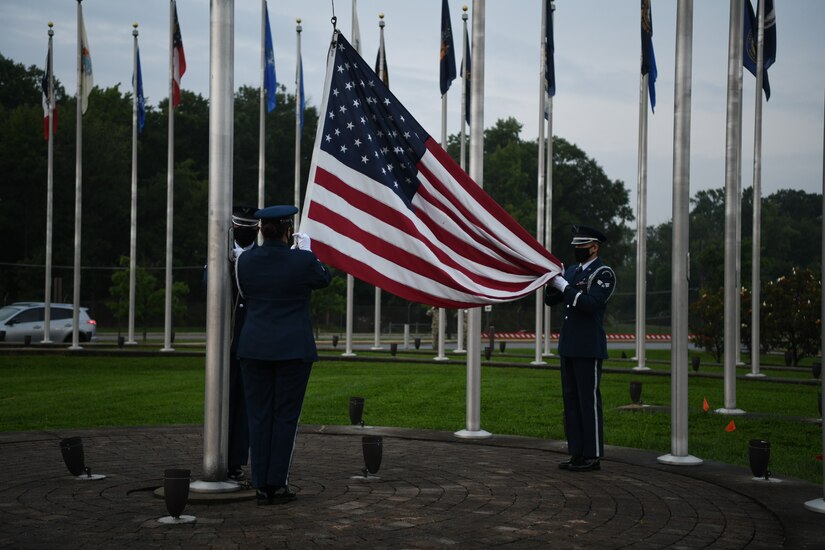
[551,275,568,292]
[232,244,245,260]
[294,232,312,251]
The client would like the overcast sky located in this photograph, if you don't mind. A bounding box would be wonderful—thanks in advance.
[2,0,823,227]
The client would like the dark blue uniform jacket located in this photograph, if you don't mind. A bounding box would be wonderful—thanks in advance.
[236,240,331,363]
[544,258,615,359]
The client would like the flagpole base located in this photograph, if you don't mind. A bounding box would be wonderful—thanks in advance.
[433,355,449,362]
[160,347,175,353]
[745,372,766,378]
[804,498,825,514]
[714,408,746,415]
[341,352,357,358]
[370,346,384,350]
[454,429,491,439]
[657,453,703,466]
[632,366,651,371]
[529,360,547,366]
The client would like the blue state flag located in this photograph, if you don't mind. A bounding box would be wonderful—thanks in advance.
[264,1,277,112]
[462,27,471,126]
[641,0,657,112]
[743,0,776,101]
[297,55,305,129]
[439,0,457,95]
[135,47,145,132]
[546,0,556,98]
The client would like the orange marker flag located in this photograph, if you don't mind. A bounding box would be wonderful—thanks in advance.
[725,420,736,432]
[702,397,709,412]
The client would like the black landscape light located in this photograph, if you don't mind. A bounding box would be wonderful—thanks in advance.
[691,356,700,372]
[117,335,125,348]
[158,468,195,524]
[349,396,365,426]
[414,337,421,349]
[59,437,106,480]
[332,335,339,348]
[499,341,506,353]
[748,439,771,480]
[390,342,398,356]
[361,435,383,478]
[813,362,822,379]
[484,346,492,360]
[629,381,642,405]
[24,335,31,346]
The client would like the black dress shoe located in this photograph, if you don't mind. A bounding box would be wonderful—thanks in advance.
[558,456,579,470]
[568,458,601,472]
[227,466,245,482]
[269,486,297,504]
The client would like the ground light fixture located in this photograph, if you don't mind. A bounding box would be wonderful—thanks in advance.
[630,381,642,405]
[59,437,106,480]
[748,439,780,483]
[361,435,383,479]
[349,396,365,426]
[158,468,195,524]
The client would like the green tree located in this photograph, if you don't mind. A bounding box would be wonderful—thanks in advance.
[689,287,725,362]
[761,267,821,366]
[106,256,160,338]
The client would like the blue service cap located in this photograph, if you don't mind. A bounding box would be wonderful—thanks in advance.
[255,205,298,221]
[571,224,607,245]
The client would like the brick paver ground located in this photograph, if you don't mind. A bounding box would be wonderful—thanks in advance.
[1,424,823,548]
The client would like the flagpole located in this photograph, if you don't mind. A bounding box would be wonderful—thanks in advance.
[196,0,235,489]
[454,4,468,355]
[531,0,547,367]
[162,0,177,352]
[718,0,746,414]
[42,22,55,344]
[657,0,701,466]
[294,19,302,224]
[343,2,359,359]
[372,13,386,352]
[258,0,266,213]
[634,80,650,371]
[455,0,490,440]
[542,1,555,357]
[70,0,85,351]
[803,87,825,515]
[127,23,139,345]
[748,0,767,378]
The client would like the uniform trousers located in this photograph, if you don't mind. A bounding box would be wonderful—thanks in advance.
[560,356,604,459]
[227,356,249,468]
[241,358,312,489]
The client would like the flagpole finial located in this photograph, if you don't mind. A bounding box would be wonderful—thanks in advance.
[462,5,468,20]
[296,18,302,32]
[133,22,139,36]
[378,13,385,28]
[48,21,54,36]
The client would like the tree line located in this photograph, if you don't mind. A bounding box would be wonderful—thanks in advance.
[1,53,820,344]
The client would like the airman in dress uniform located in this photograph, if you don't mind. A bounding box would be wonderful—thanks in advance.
[545,225,616,472]
[235,205,331,504]
[225,205,259,482]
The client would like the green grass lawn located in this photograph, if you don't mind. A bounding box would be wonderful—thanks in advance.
[0,353,821,485]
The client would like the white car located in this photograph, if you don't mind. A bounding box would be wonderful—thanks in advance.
[0,302,97,343]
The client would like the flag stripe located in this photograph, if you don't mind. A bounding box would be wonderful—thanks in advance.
[172,2,186,108]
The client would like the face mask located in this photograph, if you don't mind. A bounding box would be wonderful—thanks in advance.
[573,246,592,264]
[234,226,257,248]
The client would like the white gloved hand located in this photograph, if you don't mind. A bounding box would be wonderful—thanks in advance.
[551,275,568,292]
[232,244,245,260]
[294,232,312,251]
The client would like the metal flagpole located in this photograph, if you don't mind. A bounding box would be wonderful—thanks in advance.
[258,0,266,213]
[42,22,55,344]
[294,20,302,225]
[455,0,490,440]
[718,0,746,414]
[70,0,85,351]
[633,76,650,371]
[371,14,387,352]
[543,0,555,358]
[161,0,177,352]
[803,87,825,515]
[435,3,451,362]
[127,23,139,345]
[193,0,236,491]
[657,0,701,466]
[531,0,547,367]
[747,0,767,378]
[343,3,360,359]
[454,5,469,355]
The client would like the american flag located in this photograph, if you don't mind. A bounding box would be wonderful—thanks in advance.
[301,33,562,308]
